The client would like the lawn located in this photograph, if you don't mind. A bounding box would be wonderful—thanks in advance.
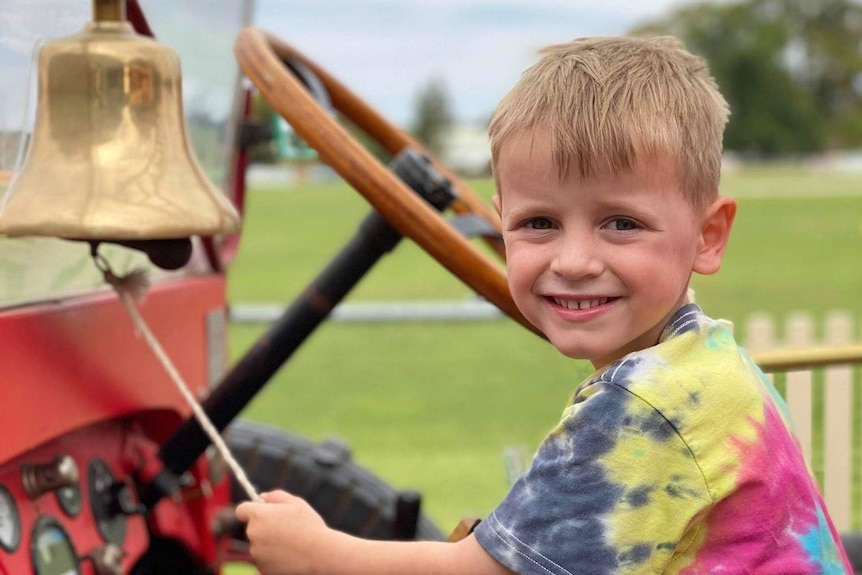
[229,167,862,322]
[226,165,862,537]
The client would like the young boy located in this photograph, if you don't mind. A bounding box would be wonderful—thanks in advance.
[236,36,852,574]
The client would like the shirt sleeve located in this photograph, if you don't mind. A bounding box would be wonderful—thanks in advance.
[473,380,712,575]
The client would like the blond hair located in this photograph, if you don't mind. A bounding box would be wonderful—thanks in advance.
[490,36,729,210]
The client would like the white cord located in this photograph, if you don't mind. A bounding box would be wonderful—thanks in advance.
[94,254,262,503]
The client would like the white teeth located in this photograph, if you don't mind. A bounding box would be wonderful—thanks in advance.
[553,297,609,310]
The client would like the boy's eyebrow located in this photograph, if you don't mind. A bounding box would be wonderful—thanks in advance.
[500,200,548,218]
[591,195,668,219]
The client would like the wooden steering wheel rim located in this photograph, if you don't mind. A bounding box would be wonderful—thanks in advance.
[234,27,538,334]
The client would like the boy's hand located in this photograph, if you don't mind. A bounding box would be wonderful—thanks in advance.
[236,491,514,575]
[236,490,336,575]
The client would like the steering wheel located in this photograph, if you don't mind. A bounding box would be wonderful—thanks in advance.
[234,27,538,335]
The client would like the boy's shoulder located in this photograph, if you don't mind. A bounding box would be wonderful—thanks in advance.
[577,304,761,416]
[569,304,776,495]
[595,304,739,379]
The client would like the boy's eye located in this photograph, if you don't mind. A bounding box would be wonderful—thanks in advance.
[605,218,639,231]
[525,217,554,230]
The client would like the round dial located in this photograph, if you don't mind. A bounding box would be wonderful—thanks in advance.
[0,485,21,552]
[88,459,126,544]
[56,484,82,518]
[31,516,79,575]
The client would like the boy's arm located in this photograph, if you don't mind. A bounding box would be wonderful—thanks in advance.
[236,490,515,575]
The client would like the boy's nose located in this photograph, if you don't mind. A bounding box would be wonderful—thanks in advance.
[549,234,604,279]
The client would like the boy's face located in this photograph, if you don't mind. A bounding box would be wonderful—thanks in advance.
[495,132,725,369]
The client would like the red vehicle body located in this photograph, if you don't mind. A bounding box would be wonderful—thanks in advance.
[0,1,263,573]
[0,277,233,573]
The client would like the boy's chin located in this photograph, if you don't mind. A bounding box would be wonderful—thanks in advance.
[547,337,606,365]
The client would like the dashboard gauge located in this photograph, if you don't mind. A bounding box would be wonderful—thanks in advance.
[0,485,21,552]
[88,459,126,544]
[56,483,82,518]
[31,516,79,575]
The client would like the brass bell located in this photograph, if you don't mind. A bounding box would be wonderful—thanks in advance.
[0,0,240,248]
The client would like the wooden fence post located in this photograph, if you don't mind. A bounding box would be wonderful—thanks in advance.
[784,313,815,465]
[824,311,854,531]
[744,313,775,382]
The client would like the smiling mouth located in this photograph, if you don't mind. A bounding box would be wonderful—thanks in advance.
[549,296,618,310]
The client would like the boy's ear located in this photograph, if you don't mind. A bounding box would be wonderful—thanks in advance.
[492,194,502,217]
[693,196,736,275]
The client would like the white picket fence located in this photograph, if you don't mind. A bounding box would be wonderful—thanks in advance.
[744,310,859,532]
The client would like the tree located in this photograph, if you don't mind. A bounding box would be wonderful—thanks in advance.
[410,78,454,157]
[247,90,279,164]
[631,0,862,155]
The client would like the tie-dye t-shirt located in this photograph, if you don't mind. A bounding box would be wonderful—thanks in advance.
[474,304,851,574]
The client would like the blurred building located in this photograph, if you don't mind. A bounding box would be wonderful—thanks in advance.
[439,121,492,178]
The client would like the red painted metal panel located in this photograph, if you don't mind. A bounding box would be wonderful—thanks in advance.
[0,275,227,464]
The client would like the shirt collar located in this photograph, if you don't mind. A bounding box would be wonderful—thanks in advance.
[658,303,704,343]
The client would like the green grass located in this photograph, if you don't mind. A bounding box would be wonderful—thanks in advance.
[692,193,862,323]
[231,321,582,527]
[231,169,862,324]
[226,165,862,539]
[227,180,482,303]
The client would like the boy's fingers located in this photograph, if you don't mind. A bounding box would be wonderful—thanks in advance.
[235,501,257,522]
[235,491,295,523]
[261,490,293,503]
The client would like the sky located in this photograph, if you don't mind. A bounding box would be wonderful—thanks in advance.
[0,0,722,140]
[253,0,721,126]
